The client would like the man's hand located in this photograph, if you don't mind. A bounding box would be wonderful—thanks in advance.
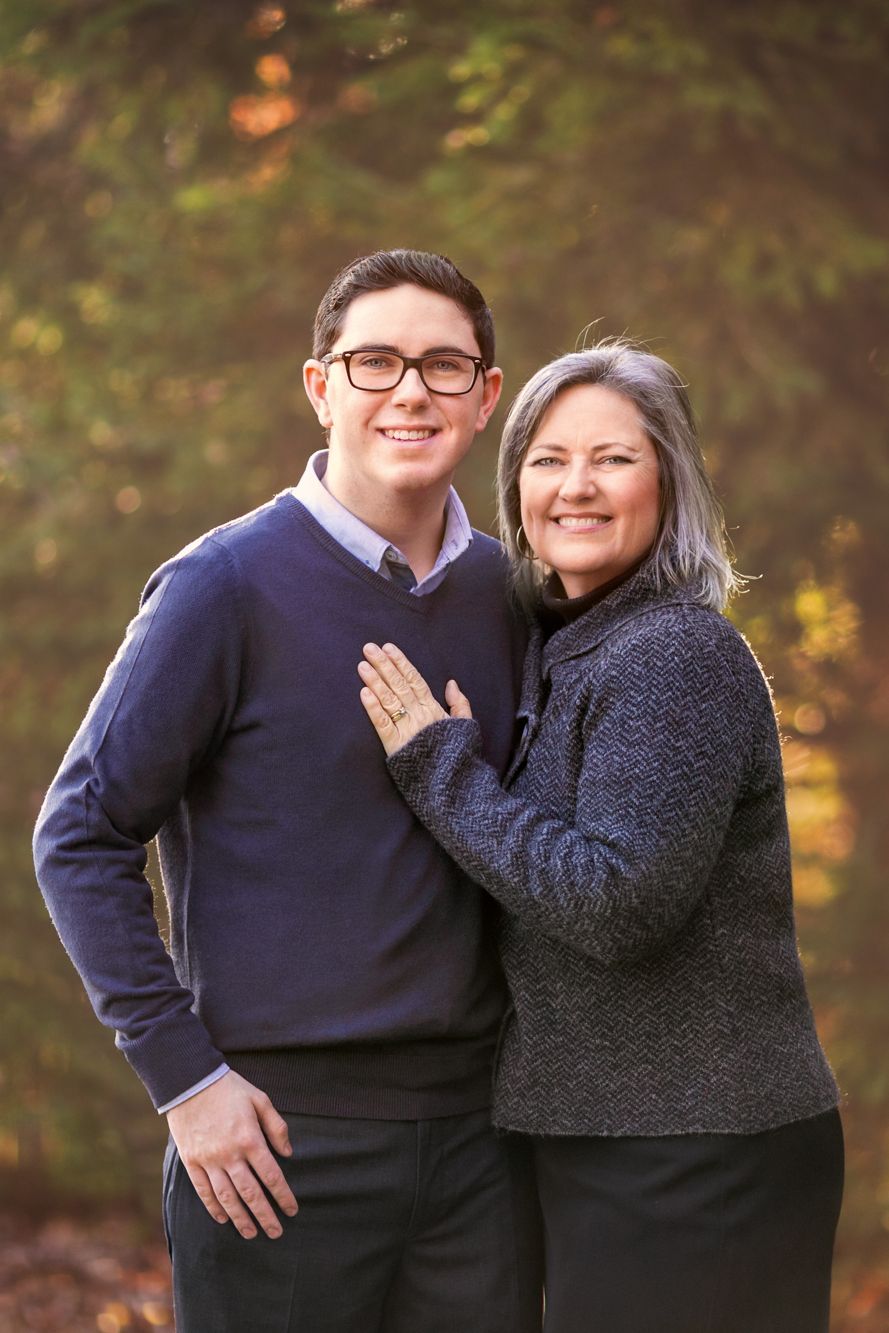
[166,1070,298,1239]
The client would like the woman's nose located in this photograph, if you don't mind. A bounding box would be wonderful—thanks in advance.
[558,461,596,500]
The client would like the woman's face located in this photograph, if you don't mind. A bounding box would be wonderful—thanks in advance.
[519,383,661,598]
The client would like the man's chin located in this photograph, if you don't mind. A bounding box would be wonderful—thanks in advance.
[383,465,456,495]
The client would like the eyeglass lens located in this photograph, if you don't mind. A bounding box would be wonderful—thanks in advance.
[348,351,477,393]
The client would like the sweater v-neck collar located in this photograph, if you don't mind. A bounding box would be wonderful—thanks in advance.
[279,492,441,614]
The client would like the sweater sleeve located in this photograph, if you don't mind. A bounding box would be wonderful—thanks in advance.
[33,539,247,1108]
[386,617,760,965]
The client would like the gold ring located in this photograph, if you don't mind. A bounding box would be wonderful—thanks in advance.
[388,707,408,723]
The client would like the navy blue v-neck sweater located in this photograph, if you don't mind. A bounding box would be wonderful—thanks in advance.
[34,494,525,1115]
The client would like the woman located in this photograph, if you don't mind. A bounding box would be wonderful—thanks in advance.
[357,342,842,1332]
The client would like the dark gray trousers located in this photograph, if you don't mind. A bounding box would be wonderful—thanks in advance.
[533,1108,844,1333]
[163,1109,543,1333]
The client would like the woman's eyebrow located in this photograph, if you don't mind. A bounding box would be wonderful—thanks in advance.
[525,439,641,453]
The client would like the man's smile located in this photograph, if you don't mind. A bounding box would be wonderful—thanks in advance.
[379,428,438,441]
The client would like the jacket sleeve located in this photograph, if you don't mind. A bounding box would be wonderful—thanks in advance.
[386,617,763,965]
[33,538,247,1108]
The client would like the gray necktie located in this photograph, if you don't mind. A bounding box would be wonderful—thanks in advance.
[384,552,417,590]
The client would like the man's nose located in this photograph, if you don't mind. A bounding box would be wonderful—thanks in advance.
[391,367,433,406]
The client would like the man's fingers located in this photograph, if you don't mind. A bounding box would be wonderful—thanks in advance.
[196,1151,294,1239]
[187,1163,229,1225]
[226,1161,284,1239]
[255,1096,293,1160]
[205,1165,258,1239]
[248,1143,299,1218]
[252,1099,298,1215]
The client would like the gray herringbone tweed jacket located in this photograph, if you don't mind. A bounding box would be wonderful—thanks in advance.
[388,565,840,1136]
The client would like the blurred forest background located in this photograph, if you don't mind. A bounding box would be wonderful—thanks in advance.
[2,0,888,1328]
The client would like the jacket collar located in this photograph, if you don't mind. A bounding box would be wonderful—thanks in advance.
[505,562,701,788]
[540,559,701,675]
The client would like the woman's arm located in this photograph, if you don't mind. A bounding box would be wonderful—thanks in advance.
[360,622,762,965]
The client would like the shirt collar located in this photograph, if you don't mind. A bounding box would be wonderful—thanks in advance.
[291,451,472,593]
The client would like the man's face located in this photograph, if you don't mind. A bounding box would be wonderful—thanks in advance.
[304,284,502,514]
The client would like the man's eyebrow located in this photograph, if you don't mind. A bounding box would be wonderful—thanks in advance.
[422,344,479,356]
[346,342,478,356]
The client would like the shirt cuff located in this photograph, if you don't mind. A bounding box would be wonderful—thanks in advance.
[157,1063,230,1114]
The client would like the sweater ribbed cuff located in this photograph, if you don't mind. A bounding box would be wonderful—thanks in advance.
[120,1010,226,1111]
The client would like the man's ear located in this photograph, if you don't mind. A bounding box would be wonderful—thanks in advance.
[303,360,333,429]
[475,366,504,434]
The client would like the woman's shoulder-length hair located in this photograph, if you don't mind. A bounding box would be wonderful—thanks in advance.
[496,339,743,613]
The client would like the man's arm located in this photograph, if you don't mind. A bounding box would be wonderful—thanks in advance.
[157,1064,231,1114]
[34,539,296,1236]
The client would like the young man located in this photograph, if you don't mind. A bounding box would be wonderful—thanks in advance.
[34,251,540,1331]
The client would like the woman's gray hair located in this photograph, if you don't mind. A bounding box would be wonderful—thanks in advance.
[497,339,741,612]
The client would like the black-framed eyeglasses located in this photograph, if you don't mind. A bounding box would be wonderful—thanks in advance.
[321,348,486,395]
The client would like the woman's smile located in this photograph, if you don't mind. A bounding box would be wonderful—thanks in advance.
[549,513,612,530]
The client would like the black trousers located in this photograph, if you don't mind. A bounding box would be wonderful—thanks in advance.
[532,1109,843,1333]
[163,1109,543,1333]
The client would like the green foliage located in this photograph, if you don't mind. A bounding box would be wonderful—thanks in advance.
[2,0,888,1307]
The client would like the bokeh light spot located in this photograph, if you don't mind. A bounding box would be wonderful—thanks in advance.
[229,93,301,140]
[96,1301,130,1330]
[245,5,286,38]
[36,325,64,355]
[794,703,826,735]
[34,538,58,568]
[256,54,291,88]
[141,1302,172,1326]
[115,486,141,514]
[10,317,39,349]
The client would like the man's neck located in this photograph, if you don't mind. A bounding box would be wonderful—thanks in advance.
[323,471,451,582]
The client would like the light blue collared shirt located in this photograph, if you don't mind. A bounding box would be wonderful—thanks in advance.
[291,450,473,594]
[158,451,474,1114]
